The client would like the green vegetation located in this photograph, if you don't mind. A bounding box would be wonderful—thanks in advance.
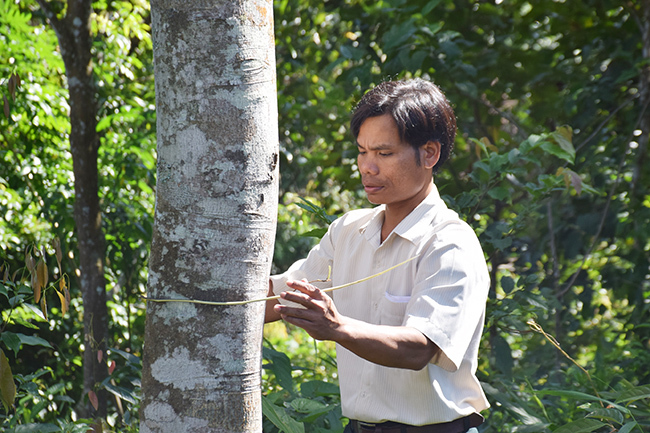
[2,0,649,432]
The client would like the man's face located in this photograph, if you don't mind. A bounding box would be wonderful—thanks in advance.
[356,114,439,214]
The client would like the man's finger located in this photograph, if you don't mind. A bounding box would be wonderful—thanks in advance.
[280,290,313,307]
[286,280,323,299]
[275,303,316,321]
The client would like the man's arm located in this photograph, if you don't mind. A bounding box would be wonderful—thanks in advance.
[274,279,440,371]
[265,279,282,323]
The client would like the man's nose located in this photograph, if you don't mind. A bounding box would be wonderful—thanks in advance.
[358,156,378,175]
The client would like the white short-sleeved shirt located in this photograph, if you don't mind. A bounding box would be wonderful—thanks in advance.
[270,186,490,425]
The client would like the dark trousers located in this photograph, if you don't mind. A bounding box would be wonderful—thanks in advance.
[344,414,483,433]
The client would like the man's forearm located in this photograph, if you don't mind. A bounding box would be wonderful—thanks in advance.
[329,317,439,370]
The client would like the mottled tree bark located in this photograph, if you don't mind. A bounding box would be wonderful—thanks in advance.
[141,1,278,432]
[35,0,109,420]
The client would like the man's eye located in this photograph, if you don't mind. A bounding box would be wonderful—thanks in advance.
[379,152,392,157]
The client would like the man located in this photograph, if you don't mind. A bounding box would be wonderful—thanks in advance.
[265,78,489,433]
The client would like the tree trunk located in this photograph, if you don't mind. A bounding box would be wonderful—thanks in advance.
[140,1,278,432]
[36,0,109,419]
[631,0,650,194]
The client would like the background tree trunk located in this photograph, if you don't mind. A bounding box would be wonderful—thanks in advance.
[140,1,278,432]
[35,0,109,419]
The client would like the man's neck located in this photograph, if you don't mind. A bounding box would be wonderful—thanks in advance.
[380,182,434,242]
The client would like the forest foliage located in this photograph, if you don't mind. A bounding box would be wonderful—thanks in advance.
[1,0,649,432]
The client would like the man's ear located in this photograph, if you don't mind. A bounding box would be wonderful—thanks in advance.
[420,140,441,169]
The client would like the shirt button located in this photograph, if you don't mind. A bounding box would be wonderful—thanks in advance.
[373,303,378,310]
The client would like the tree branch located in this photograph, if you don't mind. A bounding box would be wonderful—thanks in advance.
[33,0,65,38]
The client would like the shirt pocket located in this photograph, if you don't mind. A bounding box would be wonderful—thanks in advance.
[378,292,411,326]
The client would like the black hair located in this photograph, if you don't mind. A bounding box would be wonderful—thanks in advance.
[350,78,456,172]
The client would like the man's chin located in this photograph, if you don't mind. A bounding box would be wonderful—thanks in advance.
[365,194,384,205]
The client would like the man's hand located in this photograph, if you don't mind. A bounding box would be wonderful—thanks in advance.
[273,279,440,371]
[273,279,343,341]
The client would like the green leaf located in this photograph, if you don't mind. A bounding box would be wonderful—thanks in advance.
[540,141,575,164]
[290,398,328,414]
[614,385,650,403]
[552,418,606,433]
[10,318,39,330]
[96,115,112,132]
[552,126,575,156]
[617,422,640,433]
[537,390,630,414]
[519,134,544,153]
[0,285,9,301]
[300,380,340,398]
[1,332,21,356]
[492,334,513,375]
[501,276,515,294]
[22,302,47,321]
[263,346,295,393]
[262,396,305,433]
[586,407,624,425]
[488,186,510,201]
[300,228,328,239]
[109,347,141,366]
[293,399,336,423]
[14,424,61,433]
[382,19,417,51]
[0,349,16,411]
[103,382,138,404]
[14,333,53,350]
[422,0,443,15]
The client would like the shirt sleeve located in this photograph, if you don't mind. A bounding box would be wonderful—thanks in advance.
[270,221,336,297]
[404,221,490,372]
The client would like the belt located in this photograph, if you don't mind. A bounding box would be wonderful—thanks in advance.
[350,413,484,433]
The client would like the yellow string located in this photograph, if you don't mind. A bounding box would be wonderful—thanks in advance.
[141,255,419,306]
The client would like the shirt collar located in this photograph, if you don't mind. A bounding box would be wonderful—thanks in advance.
[359,185,446,246]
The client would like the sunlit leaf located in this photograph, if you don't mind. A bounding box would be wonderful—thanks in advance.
[55,288,67,315]
[0,349,16,411]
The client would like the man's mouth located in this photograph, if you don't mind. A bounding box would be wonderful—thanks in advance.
[363,184,384,194]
